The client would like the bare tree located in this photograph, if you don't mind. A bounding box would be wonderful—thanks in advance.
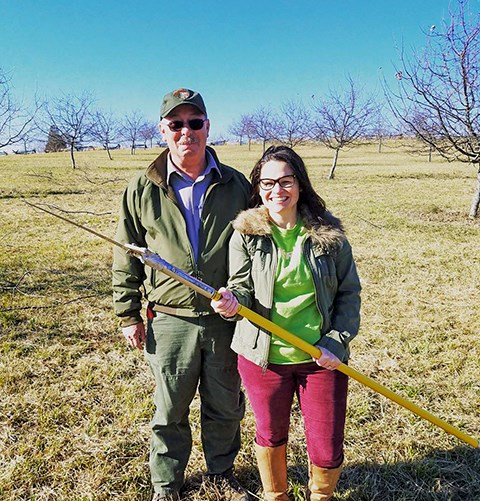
[0,68,38,150]
[14,127,40,154]
[120,110,147,155]
[250,107,276,152]
[275,98,310,147]
[371,105,396,153]
[312,76,378,179]
[399,109,441,161]
[41,92,95,168]
[139,121,159,148]
[229,118,244,145]
[385,0,480,217]
[229,114,256,149]
[89,110,120,160]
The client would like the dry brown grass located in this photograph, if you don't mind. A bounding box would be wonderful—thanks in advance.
[1,142,479,500]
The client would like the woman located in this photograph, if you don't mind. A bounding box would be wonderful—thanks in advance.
[211,146,361,501]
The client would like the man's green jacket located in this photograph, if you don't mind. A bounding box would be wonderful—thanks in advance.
[112,146,250,326]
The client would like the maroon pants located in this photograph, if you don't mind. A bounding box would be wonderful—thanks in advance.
[238,356,348,468]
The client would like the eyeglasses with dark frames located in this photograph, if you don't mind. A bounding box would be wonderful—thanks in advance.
[259,174,296,191]
[162,118,207,132]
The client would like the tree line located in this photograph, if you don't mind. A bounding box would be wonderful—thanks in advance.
[0,84,163,168]
[229,76,381,180]
[1,0,479,217]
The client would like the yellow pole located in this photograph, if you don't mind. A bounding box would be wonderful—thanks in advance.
[129,245,479,449]
[23,204,479,449]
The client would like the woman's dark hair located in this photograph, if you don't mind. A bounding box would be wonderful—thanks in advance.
[249,145,327,219]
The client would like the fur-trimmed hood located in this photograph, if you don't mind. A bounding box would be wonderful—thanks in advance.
[232,205,345,253]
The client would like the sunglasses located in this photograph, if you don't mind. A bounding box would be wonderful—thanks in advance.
[162,118,207,132]
[259,175,296,190]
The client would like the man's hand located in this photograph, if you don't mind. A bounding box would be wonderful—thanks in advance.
[210,287,239,317]
[122,322,146,350]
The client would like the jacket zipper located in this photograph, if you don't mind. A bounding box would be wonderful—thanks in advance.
[192,180,219,283]
[303,238,326,336]
[261,237,277,372]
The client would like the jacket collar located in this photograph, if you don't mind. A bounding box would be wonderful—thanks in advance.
[145,146,232,190]
[232,205,345,252]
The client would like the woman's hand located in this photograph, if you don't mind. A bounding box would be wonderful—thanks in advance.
[313,346,341,371]
[210,287,239,317]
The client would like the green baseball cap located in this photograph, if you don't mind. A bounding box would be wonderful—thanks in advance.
[160,88,207,119]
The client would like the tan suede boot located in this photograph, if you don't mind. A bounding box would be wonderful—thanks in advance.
[254,443,290,500]
[307,463,342,501]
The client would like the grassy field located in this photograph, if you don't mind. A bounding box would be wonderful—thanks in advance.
[1,142,479,501]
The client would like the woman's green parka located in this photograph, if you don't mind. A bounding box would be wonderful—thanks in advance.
[227,205,361,369]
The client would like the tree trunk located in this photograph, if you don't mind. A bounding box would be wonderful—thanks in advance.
[469,165,480,218]
[328,149,340,179]
[378,137,382,153]
[106,147,113,161]
[70,146,76,169]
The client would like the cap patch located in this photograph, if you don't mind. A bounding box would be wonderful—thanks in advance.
[173,89,193,100]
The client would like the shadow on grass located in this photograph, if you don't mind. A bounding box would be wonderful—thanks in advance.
[153,445,478,500]
[286,445,479,501]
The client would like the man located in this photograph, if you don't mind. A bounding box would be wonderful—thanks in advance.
[112,88,251,500]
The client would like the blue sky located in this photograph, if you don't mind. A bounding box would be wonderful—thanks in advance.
[1,0,477,139]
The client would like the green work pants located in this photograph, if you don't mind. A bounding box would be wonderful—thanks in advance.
[145,311,245,494]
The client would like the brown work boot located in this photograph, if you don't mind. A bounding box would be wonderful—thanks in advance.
[202,469,251,500]
[307,463,342,501]
[254,443,290,500]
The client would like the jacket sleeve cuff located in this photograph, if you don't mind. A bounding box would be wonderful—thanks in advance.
[317,331,348,361]
[119,314,143,328]
[220,314,240,322]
